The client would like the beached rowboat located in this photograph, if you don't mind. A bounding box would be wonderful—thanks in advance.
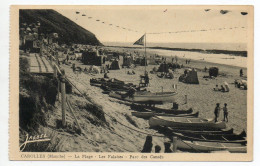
[177,139,246,153]
[171,131,246,144]
[131,111,199,119]
[154,125,234,135]
[109,91,177,103]
[149,116,226,130]
[130,104,193,114]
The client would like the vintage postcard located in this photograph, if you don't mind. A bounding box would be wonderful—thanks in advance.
[9,5,253,161]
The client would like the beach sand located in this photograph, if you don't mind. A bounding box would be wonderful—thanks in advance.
[43,47,247,153]
[38,47,247,153]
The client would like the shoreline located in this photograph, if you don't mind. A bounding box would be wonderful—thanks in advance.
[106,46,248,75]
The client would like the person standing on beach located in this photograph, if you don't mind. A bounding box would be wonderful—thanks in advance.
[141,135,153,153]
[240,69,243,77]
[223,103,228,122]
[214,103,220,122]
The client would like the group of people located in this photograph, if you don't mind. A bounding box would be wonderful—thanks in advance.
[141,136,175,153]
[185,59,191,64]
[214,103,229,122]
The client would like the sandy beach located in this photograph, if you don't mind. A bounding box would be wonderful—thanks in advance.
[36,47,247,153]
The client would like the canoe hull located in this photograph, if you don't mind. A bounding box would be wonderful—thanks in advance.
[177,140,247,153]
[130,104,193,114]
[149,116,227,130]
[109,91,176,103]
[132,111,199,119]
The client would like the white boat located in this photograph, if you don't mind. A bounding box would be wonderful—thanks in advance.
[177,139,246,153]
[109,91,176,103]
[149,116,226,130]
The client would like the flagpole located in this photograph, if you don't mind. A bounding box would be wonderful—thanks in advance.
[144,33,146,73]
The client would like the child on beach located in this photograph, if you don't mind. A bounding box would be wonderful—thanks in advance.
[223,103,228,122]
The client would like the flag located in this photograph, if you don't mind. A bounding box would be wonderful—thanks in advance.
[133,34,145,46]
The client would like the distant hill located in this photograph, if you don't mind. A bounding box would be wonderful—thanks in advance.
[19,9,102,45]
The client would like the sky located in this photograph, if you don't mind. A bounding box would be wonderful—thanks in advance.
[56,6,250,44]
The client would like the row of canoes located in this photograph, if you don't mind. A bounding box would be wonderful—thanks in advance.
[90,78,247,153]
[130,104,247,153]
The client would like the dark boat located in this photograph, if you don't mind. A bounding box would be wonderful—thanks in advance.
[154,125,234,135]
[130,104,193,114]
[131,111,199,119]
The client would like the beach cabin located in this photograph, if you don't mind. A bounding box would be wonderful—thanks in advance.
[81,50,105,66]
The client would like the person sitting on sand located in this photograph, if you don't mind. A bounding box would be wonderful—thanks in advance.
[141,136,153,153]
[155,145,161,153]
[223,103,228,122]
[220,85,226,92]
[214,84,218,91]
[214,103,220,122]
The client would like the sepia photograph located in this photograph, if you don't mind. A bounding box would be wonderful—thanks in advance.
[9,5,253,161]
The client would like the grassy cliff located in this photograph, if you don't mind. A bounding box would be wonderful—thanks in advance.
[19,9,102,45]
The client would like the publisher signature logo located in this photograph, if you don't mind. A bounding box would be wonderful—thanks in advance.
[19,134,51,152]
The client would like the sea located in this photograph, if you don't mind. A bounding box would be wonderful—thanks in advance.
[103,42,248,68]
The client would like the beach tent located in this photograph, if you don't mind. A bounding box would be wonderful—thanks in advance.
[122,55,133,67]
[179,68,199,84]
[209,67,219,77]
[110,59,120,70]
[157,62,169,73]
[185,68,199,84]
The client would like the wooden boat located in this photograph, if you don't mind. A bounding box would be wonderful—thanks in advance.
[177,139,246,153]
[130,104,193,114]
[171,131,247,144]
[153,125,234,135]
[109,91,177,103]
[149,116,226,130]
[131,111,199,119]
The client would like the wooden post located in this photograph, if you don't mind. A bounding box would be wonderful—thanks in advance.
[67,99,82,134]
[172,137,178,152]
[60,69,66,127]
